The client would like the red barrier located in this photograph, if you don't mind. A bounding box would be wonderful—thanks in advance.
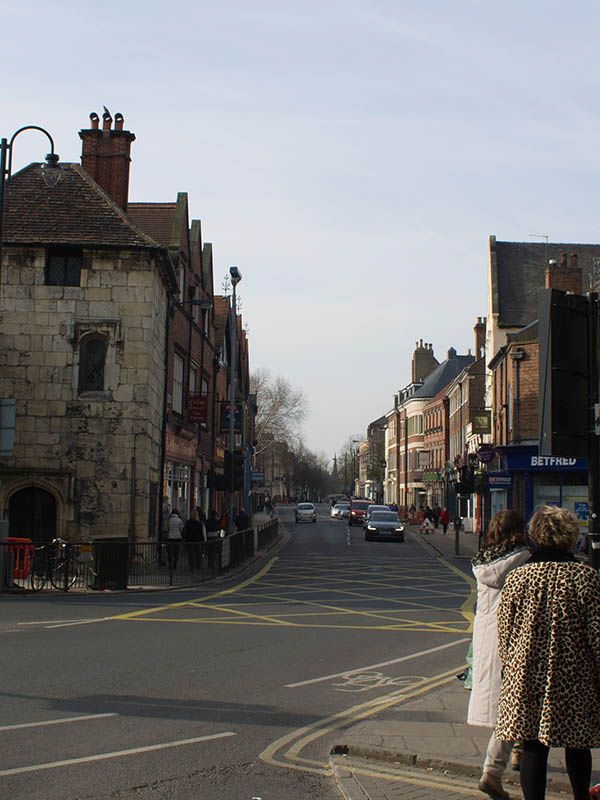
[7,538,34,579]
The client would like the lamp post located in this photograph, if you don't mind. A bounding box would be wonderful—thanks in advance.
[0,126,61,300]
[352,439,360,497]
[227,266,242,535]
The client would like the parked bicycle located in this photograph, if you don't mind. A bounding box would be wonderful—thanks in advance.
[30,539,96,591]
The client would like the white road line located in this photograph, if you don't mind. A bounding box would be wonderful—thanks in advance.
[0,731,236,777]
[18,619,98,626]
[46,618,109,629]
[0,713,118,732]
[284,638,470,688]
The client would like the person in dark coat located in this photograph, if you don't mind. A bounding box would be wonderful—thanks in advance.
[182,509,205,570]
[205,509,221,569]
[234,509,250,531]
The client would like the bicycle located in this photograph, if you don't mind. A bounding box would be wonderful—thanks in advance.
[30,539,88,591]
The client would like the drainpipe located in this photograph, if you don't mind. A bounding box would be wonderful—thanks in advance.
[159,296,173,538]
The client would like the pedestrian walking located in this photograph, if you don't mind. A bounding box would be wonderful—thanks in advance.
[433,504,441,529]
[467,509,530,800]
[440,507,450,534]
[166,508,184,569]
[495,505,600,800]
[234,508,249,531]
[205,509,221,570]
[182,508,205,571]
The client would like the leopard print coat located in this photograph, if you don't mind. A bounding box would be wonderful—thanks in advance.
[495,552,600,748]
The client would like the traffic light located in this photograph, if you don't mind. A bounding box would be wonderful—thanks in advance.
[224,450,245,491]
[538,288,590,458]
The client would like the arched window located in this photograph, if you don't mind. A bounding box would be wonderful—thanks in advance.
[79,333,107,393]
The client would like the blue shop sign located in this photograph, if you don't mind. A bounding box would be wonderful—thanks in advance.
[506,454,588,471]
[488,472,511,488]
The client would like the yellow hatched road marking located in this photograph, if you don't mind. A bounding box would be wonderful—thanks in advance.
[109,557,279,620]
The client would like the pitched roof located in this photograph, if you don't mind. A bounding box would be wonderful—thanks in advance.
[492,240,600,327]
[3,163,162,249]
[127,203,177,247]
[412,349,475,399]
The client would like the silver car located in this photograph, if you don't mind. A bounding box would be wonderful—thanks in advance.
[330,503,349,519]
[295,502,317,523]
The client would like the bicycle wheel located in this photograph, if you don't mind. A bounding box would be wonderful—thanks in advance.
[30,555,48,591]
[51,559,79,590]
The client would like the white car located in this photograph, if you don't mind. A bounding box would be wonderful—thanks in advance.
[295,502,317,523]
[330,503,349,519]
[364,504,390,524]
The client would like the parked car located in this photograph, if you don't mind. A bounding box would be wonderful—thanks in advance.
[295,502,317,523]
[365,511,405,541]
[348,498,372,526]
[364,504,390,524]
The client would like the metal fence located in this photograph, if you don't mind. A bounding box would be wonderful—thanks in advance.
[0,522,278,594]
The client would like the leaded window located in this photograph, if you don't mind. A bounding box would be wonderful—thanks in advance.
[46,247,82,286]
[79,334,106,393]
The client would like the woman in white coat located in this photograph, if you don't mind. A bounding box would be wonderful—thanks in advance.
[467,509,530,800]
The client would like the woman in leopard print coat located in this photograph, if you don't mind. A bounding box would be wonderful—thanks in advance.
[495,505,600,800]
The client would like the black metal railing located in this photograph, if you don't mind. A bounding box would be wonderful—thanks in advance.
[256,518,279,550]
[0,526,270,593]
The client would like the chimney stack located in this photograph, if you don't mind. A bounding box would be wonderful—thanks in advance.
[545,254,582,295]
[411,339,438,383]
[79,109,136,211]
[474,316,486,359]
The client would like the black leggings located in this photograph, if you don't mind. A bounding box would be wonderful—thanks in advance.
[520,739,591,800]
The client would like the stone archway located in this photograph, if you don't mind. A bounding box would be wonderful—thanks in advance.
[9,487,57,542]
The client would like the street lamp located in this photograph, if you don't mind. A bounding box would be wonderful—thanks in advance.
[352,439,360,497]
[0,125,61,300]
[227,266,242,534]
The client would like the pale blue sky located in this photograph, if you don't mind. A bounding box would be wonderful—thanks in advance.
[5,1,600,459]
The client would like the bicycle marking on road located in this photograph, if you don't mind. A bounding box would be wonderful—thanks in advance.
[0,731,237,777]
[0,713,118,732]
[284,638,470,687]
[261,667,461,775]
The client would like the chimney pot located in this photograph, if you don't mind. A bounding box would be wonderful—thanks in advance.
[571,253,578,268]
[89,112,99,130]
[114,113,124,131]
[560,252,568,267]
[102,108,112,131]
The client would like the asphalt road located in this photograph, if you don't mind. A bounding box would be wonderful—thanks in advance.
[0,504,474,800]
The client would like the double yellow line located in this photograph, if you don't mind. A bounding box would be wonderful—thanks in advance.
[260,666,462,776]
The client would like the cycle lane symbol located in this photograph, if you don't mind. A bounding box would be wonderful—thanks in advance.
[332,672,427,693]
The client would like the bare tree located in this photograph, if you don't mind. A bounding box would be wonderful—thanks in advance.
[251,369,308,458]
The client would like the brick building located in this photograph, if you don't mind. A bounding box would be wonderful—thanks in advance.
[487,254,588,520]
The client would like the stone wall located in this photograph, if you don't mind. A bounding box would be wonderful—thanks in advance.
[0,245,167,540]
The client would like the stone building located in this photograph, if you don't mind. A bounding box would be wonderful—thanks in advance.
[0,111,177,541]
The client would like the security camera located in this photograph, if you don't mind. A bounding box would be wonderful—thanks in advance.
[229,266,242,284]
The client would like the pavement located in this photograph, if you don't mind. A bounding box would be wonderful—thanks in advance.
[330,524,600,800]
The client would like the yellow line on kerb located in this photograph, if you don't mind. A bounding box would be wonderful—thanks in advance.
[108,557,279,620]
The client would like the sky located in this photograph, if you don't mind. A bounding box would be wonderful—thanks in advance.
[5,0,600,462]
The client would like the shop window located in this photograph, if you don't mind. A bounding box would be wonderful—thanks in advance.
[46,246,82,286]
[78,333,106,393]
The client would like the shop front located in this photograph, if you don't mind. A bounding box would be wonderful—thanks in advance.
[492,447,588,527]
[164,430,197,520]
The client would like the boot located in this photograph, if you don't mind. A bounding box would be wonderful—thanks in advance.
[479,772,511,800]
[510,742,522,771]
